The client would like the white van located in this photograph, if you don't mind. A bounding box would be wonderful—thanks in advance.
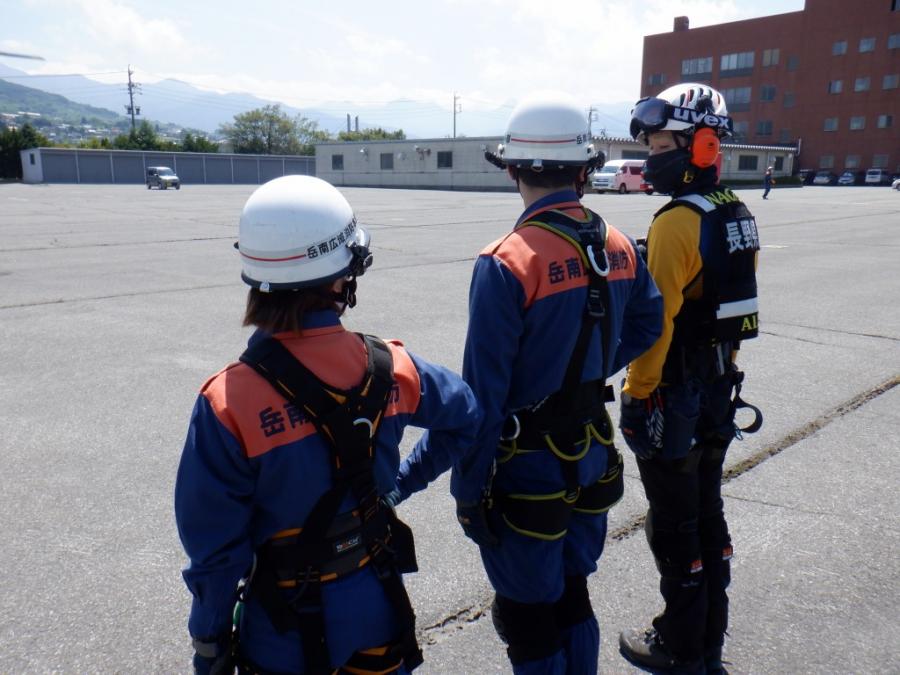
[591,159,646,194]
[864,168,891,186]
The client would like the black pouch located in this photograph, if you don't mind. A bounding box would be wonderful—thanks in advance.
[386,510,418,574]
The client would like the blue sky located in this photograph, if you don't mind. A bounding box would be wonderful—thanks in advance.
[3,0,804,114]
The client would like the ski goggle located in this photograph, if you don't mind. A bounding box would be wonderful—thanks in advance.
[629,96,732,142]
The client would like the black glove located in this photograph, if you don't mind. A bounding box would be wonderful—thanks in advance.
[192,635,234,675]
[619,390,665,460]
[456,500,499,548]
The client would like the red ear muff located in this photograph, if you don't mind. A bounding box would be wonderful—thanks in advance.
[691,128,720,168]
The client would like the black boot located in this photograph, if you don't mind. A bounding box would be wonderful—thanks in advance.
[619,628,704,674]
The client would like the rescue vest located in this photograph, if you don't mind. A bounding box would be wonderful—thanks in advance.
[656,187,759,365]
[491,207,625,541]
[238,334,423,675]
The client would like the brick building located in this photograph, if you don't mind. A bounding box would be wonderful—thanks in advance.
[640,0,900,175]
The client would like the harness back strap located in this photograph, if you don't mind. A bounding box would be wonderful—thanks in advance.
[238,335,422,674]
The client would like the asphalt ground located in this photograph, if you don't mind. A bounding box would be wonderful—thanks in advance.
[0,182,898,674]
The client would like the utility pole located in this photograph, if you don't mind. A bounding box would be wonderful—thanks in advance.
[588,106,598,135]
[452,93,462,138]
[125,65,141,132]
[346,113,351,133]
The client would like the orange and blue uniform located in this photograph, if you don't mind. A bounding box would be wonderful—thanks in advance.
[174,309,480,673]
[448,189,662,674]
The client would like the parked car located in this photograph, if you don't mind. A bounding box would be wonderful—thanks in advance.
[864,168,892,186]
[639,178,654,195]
[837,170,866,186]
[798,169,817,185]
[146,166,180,190]
[591,159,646,194]
[812,171,838,185]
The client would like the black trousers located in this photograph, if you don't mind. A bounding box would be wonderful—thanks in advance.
[636,374,736,663]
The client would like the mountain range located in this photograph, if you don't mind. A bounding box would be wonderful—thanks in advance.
[0,62,632,139]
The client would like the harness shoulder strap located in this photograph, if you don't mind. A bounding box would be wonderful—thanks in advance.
[520,209,613,406]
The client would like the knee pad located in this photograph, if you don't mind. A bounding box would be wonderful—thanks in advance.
[554,575,594,630]
[645,510,702,579]
[491,594,561,665]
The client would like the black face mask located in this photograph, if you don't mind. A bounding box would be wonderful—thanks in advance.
[643,148,692,195]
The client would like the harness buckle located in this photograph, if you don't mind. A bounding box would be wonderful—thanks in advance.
[587,288,607,318]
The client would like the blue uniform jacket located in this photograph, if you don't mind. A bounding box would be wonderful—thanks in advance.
[174,310,480,672]
[449,190,663,504]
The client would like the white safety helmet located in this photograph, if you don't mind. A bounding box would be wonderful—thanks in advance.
[237,175,372,292]
[630,82,732,145]
[490,92,596,169]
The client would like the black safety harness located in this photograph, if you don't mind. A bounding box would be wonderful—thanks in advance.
[238,335,423,675]
[491,208,625,541]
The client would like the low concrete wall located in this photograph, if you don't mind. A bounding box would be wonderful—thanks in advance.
[19,148,315,185]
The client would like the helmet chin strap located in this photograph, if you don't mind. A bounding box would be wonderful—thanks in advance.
[334,276,358,311]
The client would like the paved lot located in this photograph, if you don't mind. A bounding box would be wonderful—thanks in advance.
[1,183,898,673]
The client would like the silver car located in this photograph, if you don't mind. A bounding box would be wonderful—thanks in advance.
[146,166,180,190]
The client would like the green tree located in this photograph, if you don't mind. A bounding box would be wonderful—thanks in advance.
[182,132,219,153]
[337,127,406,142]
[219,105,328,155]
[0,122,51,179]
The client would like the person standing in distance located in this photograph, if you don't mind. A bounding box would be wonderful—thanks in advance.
[618,83,763,675]
[426,92,662,675]
[763,166,774,199]
[174,175,481,675]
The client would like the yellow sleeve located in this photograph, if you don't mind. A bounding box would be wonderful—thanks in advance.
[623,206,703,398]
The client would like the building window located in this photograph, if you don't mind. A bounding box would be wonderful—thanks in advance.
[738,155,758,171]
[779,128,791,143]
[878,114,894,128]
[872,154,888,168]
[437,151,453,169]
[380,153,393,170]
[819,155,834,169]
[331,154,344,170]
[760,85,776,101]
[828,80,843,94]
[824,117,839,132]
[890,33,900,49]
[783,92,795,108]
[855,77,871,92]
[722,86,751,111]
[720,51,754,75]
[883,74,899,89]
[732,120,749,141]
[681,57,713,76]
[647,73,666,86]
[845,155,860,168]
[774,157,784,171]
[859,37,876,53]
[832,40,847,55]
[786,55,799,70]
[756,120,773,136]
[850,116,866,130]
[762,48,780,66]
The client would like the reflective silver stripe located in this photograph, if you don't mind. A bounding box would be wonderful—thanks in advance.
[717,297,758,319]
[675,194,716,213]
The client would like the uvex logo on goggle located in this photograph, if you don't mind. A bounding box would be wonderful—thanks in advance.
[672,107,732,131]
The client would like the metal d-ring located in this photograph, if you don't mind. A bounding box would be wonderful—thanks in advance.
[353,417,375,438]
